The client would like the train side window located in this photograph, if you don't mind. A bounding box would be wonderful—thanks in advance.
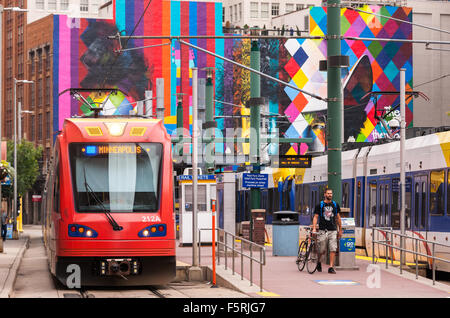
[421,182,426,229]
[303,185,310,215]
[378,184,383,226]
[342,182,349,209]
[405,177,412,229]
[368,180,377,227]
[295,184,303,213]
[53,162,60,214]
[391,182,400,229]
[430,170,444,216]
[414,183,419,228]
[447,170,450,216]
[384,185,389,227]
[356,181,361,227]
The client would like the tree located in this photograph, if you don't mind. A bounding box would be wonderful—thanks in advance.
[5,140,43,198]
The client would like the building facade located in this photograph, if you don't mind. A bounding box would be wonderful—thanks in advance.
[222,0,321,30]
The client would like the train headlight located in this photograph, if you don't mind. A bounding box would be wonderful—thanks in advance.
[105,122,127,137]
[138,224,167,238]
[68,224,98,238]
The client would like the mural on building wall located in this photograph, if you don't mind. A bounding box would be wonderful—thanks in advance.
[52,2,412,159]
[282,5,413,154]
[53,0,223,136]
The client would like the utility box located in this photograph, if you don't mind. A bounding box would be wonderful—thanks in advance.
[336,218,359,270]
[272,211,299,256]
[250,209,266,245]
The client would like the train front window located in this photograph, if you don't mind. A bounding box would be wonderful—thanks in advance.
[69,143,162,213]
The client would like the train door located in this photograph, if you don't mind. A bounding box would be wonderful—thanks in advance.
[412,175,429,235]
[310,185,320,214]
[377,179,390,228]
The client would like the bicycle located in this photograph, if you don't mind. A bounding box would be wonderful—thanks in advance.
[296,227,320,274]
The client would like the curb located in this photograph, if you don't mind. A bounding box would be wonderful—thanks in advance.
[0,236,30,298]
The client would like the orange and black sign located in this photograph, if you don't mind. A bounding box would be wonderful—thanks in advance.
[273,155,312,168]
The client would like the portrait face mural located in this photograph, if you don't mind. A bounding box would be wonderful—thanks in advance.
[52,2,412,160]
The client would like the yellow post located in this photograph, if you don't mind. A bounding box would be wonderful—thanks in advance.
[17,197,23,232]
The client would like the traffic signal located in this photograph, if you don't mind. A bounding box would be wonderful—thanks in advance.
[17,199,21,215]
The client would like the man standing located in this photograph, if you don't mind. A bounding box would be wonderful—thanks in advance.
[312,188,342,274]
[1,210,7,242]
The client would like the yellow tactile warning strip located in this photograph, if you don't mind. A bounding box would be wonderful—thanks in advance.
[256,292,280,297]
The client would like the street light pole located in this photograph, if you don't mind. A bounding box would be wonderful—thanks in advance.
[13,79,33,239]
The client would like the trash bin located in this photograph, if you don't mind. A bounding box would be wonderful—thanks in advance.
[336,218,359,270]
[272,211,299,256]
[250,209,266,245]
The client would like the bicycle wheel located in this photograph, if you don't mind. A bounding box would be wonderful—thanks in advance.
[296,240,308,271]
[306,242,319,274]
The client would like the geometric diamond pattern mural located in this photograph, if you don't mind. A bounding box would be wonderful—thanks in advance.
[284,5,413,154]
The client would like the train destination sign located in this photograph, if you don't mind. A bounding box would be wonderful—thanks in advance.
[272,155,312,168]
[81,145,144,156]
[242,173,268,188]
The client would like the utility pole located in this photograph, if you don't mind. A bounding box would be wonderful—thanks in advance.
[327,0,343,204]
[400,68,406,273]
[204,68,216,174]
[249,38,262,212]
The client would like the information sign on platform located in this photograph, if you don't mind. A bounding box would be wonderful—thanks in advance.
[242,173,268,188]
[271,155,312,168]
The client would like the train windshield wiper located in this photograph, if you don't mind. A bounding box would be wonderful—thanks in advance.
[83,170,123,231]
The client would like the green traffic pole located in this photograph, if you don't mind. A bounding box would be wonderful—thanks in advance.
[205,69,215,174]
[250,39,261,212]
[327,0,342,205]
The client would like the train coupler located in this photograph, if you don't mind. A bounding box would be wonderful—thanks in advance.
[99,258,140,276]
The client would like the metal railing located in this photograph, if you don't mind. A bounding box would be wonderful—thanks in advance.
[198,228,266,292]
[372,227,450,285]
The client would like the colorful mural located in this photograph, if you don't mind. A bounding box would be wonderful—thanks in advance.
[53,0,223,136]
[52,2,413,159]
[282,5,413,154]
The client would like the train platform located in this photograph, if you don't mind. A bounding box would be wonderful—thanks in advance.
[176,242,450,298]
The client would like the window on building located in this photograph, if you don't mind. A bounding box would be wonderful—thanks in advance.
[38,78,42,107]
[234,5,238,21]
[60,0,69,10]
[238,3,242,21]
[38,113,43,141]
[45,76,51,105]
[250,2,258,19]
[80,0,89,12]
[286,3,294,13]
[271,3,279,16]
[36,0,44,10]
[229,6,233,22]
[46,111,51,140]
[48,0,56,10]
[296,4,305,11]
[222,7,225,23]
[261,3,269,19]
[30,51,35,75]
[45,46,51,71]
[30,115,35,141]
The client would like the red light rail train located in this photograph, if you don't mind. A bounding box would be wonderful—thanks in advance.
[42,117,176,286]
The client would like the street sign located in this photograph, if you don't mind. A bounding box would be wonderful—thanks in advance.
[242,173,268,188]
[272,155,312,168]
[32,195,42,202]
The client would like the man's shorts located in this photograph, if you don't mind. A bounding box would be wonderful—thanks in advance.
[318,230,338,256]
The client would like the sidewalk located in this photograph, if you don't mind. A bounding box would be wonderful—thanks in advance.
[0,229,30,298]
[176,242,450,298]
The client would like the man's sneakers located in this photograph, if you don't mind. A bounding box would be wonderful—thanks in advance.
[317,262,322,272]
[328,267,336,274]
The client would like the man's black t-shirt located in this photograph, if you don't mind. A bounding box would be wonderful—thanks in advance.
[314,201,340,231]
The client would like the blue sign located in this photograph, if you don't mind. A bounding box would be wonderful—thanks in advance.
[242,173,268,188]
[177,175,216,181]
[340,238,355,252]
